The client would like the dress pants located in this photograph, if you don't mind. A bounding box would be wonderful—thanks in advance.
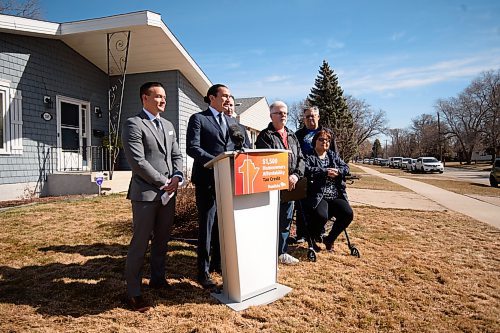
[278,200,295,255]
[195,184,221,276]
[125,198,175,297]
[312,198,353,243]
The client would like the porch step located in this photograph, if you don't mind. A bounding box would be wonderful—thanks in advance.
[101,171,131,195]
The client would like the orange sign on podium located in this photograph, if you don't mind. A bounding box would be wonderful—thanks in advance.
[234,151,289,195]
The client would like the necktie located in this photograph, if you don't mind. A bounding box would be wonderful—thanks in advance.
[153,118,161,131]
[218,113,227,136]
[153,118,165,143]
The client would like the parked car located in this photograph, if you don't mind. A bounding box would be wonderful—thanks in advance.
[379,158,389,166]
[401,158,412,170]
[409,158,417,172]
[415,157,444,173]
[490,158,500,187]
[389,157,403,168]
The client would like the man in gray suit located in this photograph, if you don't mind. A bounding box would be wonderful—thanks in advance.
[121,82,184,312]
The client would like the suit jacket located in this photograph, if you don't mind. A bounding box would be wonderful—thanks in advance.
[122,110,184,201]
[186,108,243,186]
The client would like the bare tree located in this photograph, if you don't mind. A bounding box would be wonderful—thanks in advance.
[346,95,388,149]
[287,99,308,131]
[436,71,497,164]
[476,70,500,160]
[0,0,41,19]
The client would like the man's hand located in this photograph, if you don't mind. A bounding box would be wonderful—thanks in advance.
[160,177,180,194]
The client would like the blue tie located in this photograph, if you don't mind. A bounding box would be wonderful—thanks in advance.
[218,113,227,135]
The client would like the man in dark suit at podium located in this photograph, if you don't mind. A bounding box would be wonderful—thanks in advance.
[186,84,248,288]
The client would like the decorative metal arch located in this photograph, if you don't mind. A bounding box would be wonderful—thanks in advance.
[107,31,130,179]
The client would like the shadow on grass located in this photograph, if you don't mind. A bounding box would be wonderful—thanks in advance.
[0,242,216,317]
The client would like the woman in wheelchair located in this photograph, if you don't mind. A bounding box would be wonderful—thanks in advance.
[304,129,353,252]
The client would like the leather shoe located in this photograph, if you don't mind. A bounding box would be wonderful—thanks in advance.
[197,273,216,289]
[149,279,172,290]
[123,295,151,312]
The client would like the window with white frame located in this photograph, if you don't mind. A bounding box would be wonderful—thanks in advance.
[0,80,23,155]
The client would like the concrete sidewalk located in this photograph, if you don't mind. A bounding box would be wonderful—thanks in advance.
[353,164,500,229]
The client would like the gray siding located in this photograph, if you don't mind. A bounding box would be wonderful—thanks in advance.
[117,70,205,173]
[0,33,108,190]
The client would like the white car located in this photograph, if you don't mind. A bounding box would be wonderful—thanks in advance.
[401,158,412,170]
[415,157,444,173]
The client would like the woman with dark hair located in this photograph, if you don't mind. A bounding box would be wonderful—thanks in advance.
[304,129,353,252]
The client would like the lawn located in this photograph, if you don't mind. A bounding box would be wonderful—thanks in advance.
[0,194,499,332]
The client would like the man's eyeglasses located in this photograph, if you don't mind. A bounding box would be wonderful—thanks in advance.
[304,114,318,119]
[271,112,288,116]
[317,138,330,143]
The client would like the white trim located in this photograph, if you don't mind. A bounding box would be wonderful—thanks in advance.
[0,13,59,36]
[56,95,91,171]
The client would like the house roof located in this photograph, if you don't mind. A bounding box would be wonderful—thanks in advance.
[234,97,265,116]
[234,97,270,131]
[0,11,211,95]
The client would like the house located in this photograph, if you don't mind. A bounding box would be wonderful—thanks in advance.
[0,11,269,201]
[234,97,270,147]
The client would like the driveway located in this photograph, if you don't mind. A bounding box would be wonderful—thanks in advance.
[354,164,500,229]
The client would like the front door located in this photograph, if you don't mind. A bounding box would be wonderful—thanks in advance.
[56,96,91,171]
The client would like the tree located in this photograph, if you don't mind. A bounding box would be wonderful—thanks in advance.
[436,72,494,164]
[287,99,308,131]
[308,60,355,160]
[346,95,388,149]
[372,139,382,158]
[0,0,41,18]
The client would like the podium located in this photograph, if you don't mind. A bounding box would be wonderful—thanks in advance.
[204,149,292,311]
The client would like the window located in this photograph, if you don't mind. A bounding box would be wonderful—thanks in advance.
[0,80,23,155]
[0,89,5,151]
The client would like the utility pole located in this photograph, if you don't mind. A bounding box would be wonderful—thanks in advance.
[437,111,443,165]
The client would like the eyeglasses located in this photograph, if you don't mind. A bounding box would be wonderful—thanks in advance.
[304,114,318,118]
[271,112,288,116]
[317,138,330,143]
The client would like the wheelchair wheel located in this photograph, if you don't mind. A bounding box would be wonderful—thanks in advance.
[307,249,317,262]
[350,246,360,258]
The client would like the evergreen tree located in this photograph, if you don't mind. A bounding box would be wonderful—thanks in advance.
[307,60,355,160]
[372,138,382,158]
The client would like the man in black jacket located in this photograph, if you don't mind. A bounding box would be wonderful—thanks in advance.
[255,101,305,265]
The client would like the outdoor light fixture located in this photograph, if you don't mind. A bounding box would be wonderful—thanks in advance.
[43,95,53,108]
[94,106,102,118]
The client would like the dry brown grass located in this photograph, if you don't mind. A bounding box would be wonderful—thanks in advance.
[1,194,499,332]
[445,161,493,172]
[347,165,410,192]
[401,177,500,197]
[348,174,411,192]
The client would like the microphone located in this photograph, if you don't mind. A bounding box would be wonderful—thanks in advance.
[229,124,245,151]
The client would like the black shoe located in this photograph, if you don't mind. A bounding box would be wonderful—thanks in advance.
[324,240,334,252]
[123,295,152,312]
[197,273,216,289]
[149,278,172,290]
[312,242,321,253]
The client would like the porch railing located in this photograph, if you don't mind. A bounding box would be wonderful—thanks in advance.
[42,146,112,174]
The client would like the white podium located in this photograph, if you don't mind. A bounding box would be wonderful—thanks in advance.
[204,149,292,311]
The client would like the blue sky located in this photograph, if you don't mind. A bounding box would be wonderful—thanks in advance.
[41,0,500,130]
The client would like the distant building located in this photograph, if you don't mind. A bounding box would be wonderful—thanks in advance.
[234,97,269,147]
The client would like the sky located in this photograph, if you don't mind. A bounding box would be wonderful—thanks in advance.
[40,0,500,131]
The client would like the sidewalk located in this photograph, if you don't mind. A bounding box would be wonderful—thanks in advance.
[353,164,500,229]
